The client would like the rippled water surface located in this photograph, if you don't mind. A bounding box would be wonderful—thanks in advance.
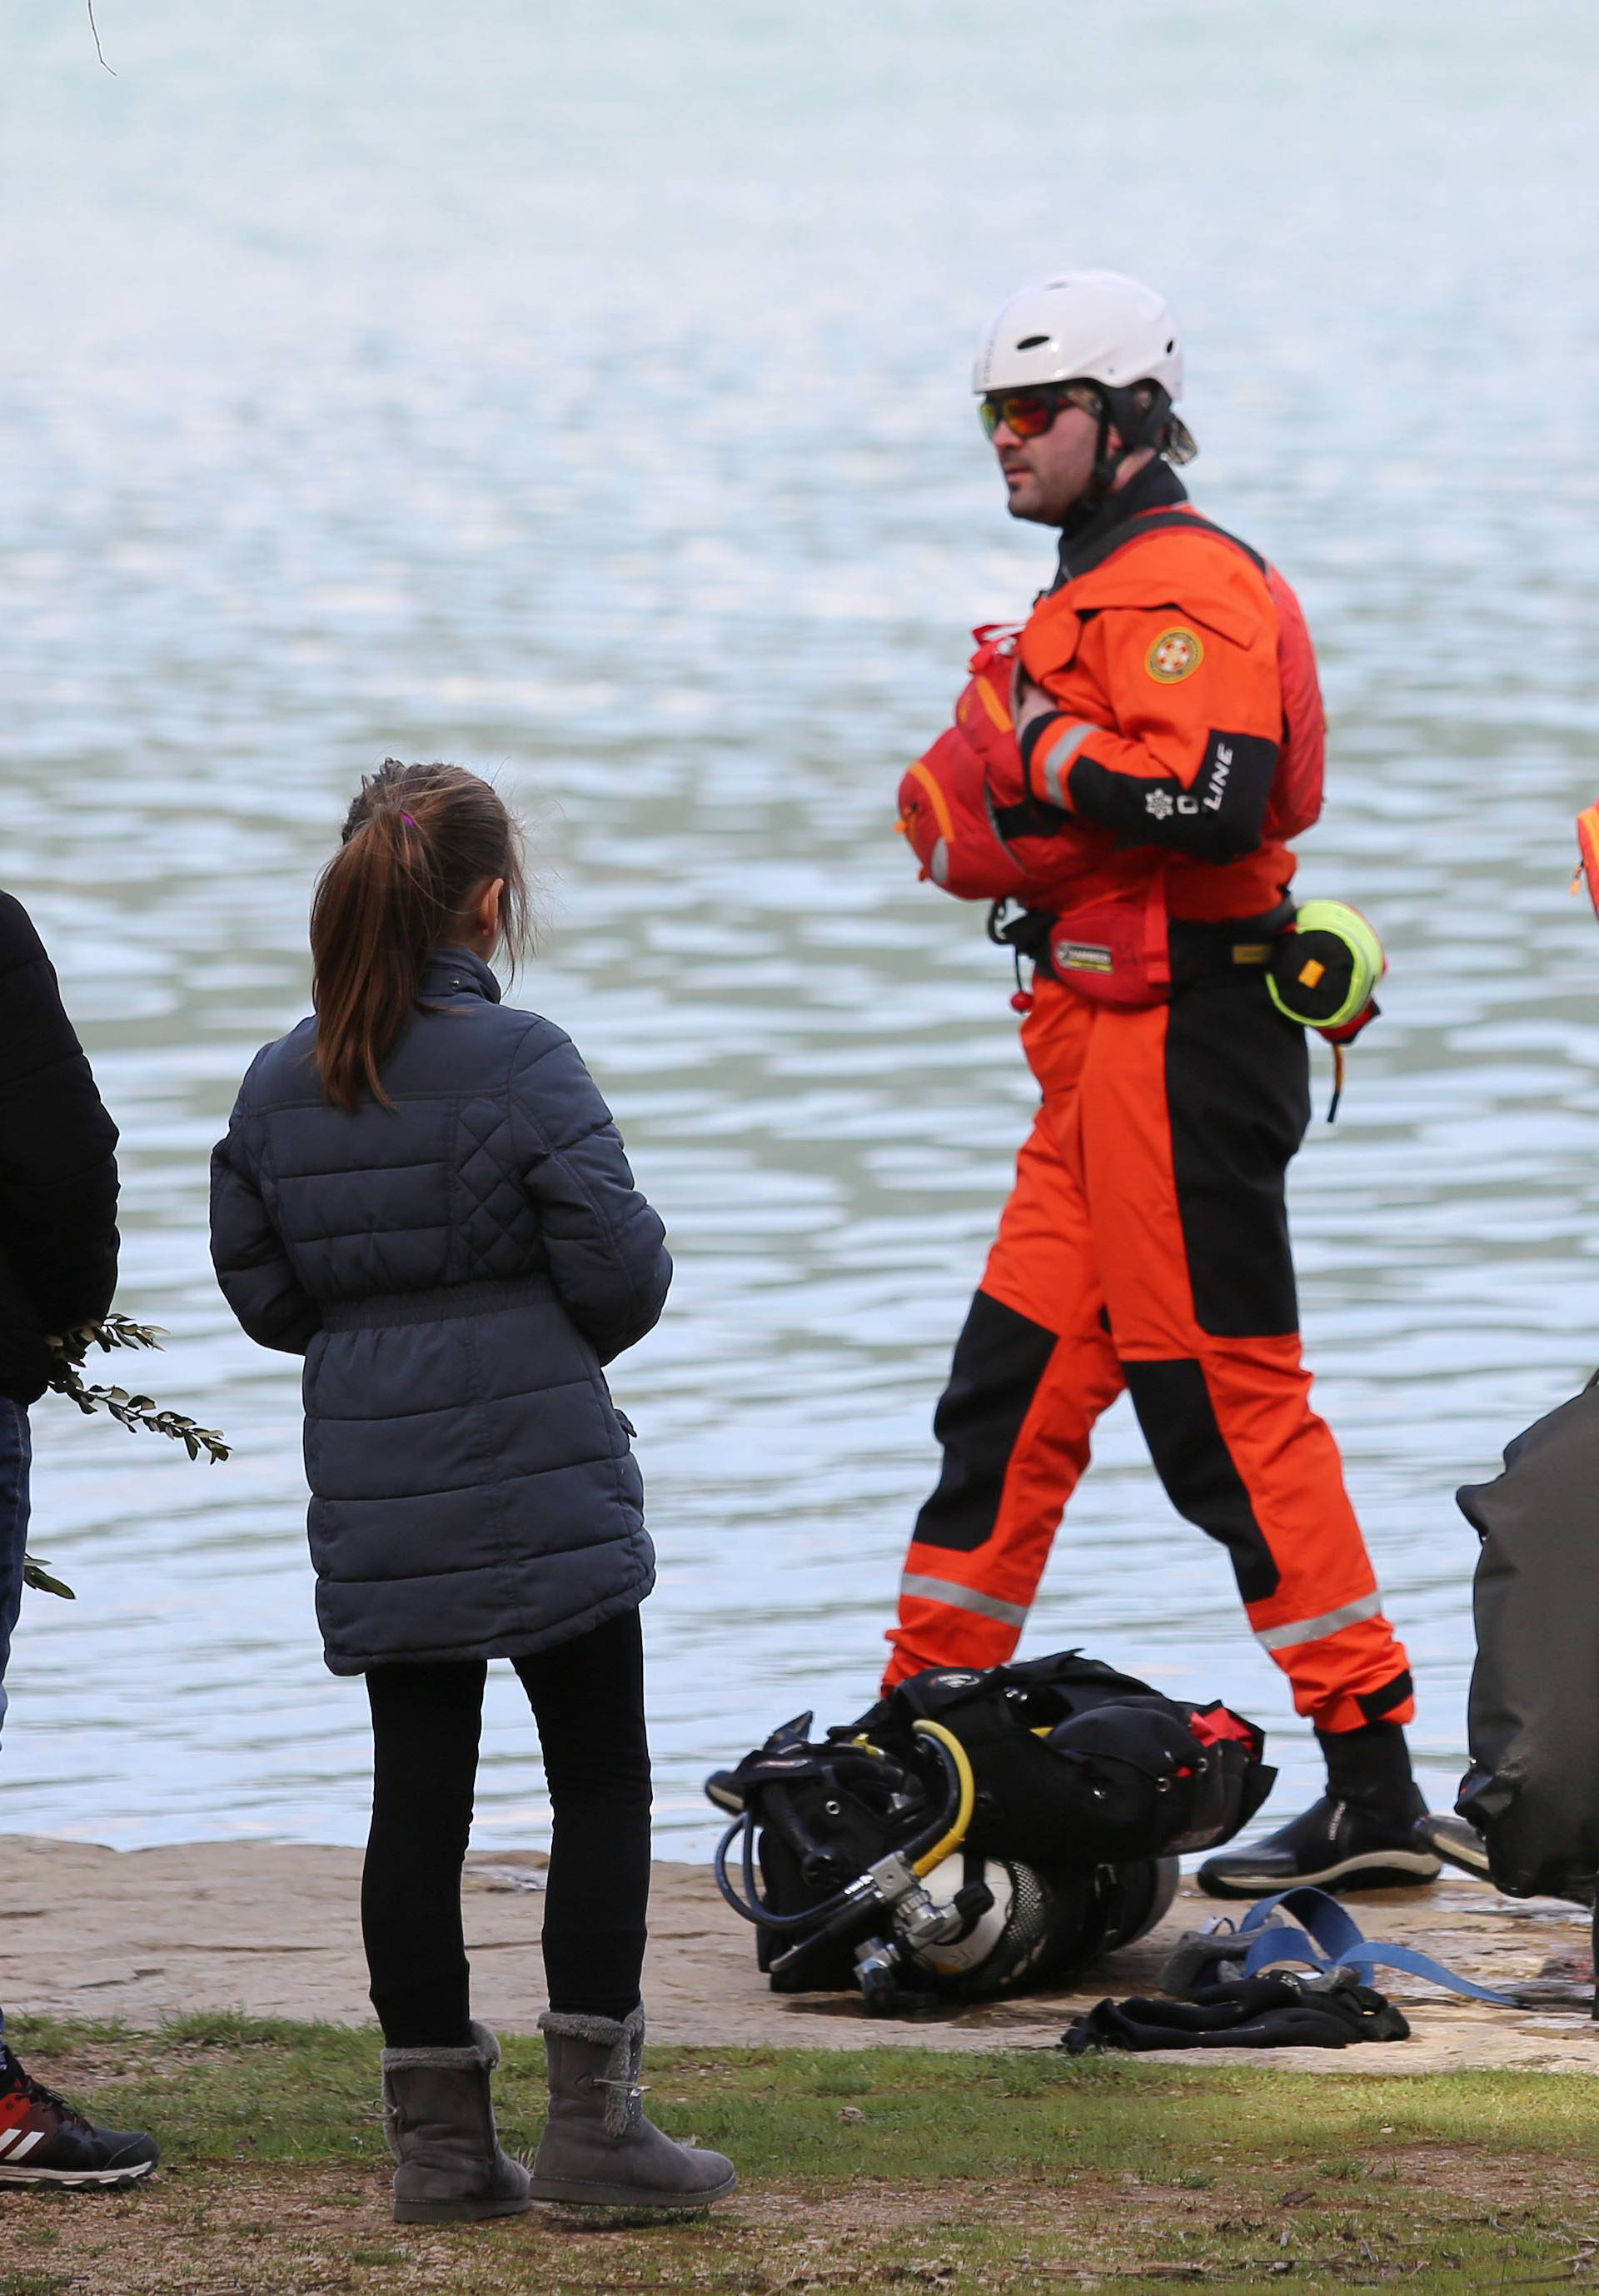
[2,0,1599,1853]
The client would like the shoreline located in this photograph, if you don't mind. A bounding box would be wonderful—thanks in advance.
[3,1830,1595,2071]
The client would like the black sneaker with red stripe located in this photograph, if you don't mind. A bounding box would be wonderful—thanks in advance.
[0,2043,158,2189]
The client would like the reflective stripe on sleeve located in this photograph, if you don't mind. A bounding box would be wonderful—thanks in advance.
[899,1572,1030,1628]
[1253,1591,1382,1653]
[1034,720,1098,809]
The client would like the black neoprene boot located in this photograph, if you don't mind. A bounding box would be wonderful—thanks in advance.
[1197,1722,1439,1899]
[1413,1810,1493,1880]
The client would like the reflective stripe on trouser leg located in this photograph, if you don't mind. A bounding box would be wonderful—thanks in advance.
[899,1575,1030,1630]
[1255,1591,1382,1652]
[891,1580,1024,1682]
[1076,993,1414,1736]
[1249,1603,1415,1733]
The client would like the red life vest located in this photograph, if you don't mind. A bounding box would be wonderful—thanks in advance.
[896,625,1107,905]
[895,512,1324,905]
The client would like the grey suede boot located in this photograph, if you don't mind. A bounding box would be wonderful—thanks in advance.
[530,2007,737,2210]
[381,2020,533,2224]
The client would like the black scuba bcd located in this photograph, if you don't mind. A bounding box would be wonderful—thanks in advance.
[709,1650,1273,2011]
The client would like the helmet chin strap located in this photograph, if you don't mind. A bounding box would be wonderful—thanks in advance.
[1059,396,1128,536]
[1058,382,1173,537]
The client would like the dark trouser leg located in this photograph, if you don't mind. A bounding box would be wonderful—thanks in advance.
[363,1660,487,2048]
[0,1400,32,1751]
[515,1607,651,2021]
[0,1401,27,2062]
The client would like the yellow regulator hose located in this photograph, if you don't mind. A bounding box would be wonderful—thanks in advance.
[909,1720,976,1878]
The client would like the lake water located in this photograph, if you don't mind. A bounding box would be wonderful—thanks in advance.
[2,0,1598,1859]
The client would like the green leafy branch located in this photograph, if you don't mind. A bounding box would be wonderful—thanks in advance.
[22,1313,231,1600]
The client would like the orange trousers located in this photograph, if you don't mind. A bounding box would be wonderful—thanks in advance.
[886,973,1412,1736]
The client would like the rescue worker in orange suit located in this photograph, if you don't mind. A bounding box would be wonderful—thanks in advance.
[887,270,1438,1896]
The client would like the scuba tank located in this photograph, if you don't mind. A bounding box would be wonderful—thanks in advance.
[708,1651,1271,2013]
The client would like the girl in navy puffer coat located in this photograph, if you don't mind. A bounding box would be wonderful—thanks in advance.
[211,761,735,2221]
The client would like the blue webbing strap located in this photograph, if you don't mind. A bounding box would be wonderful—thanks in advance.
[1234,1886,1516,2007]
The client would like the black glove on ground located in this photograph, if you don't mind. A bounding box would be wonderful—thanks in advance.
[1060,1970,1408,2053]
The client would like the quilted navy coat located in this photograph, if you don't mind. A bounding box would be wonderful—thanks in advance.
[209,949,670,1674]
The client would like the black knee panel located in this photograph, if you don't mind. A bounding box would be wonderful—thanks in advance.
[1123,1357,1280,1604]
[913,1292,1058,1555]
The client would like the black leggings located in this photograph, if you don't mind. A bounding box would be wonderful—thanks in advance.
[362,1606,651,2047]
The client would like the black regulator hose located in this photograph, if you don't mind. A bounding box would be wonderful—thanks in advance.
[712,1728,967,1933]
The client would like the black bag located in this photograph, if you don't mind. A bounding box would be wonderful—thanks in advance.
[714,1651,1273,2000]
[1457,1382,1599,1901]
[850,1651,1273,1863]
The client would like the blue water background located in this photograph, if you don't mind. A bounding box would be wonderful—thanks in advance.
[1,0,1597,1850]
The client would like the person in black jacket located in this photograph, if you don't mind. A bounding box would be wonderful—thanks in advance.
[0,891,158,2189]
[210,762,735,2225]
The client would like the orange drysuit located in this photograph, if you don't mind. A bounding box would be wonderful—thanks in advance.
[886,462,1412,1738]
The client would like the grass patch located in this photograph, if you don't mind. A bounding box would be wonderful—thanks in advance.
[5,2014,1599,2291]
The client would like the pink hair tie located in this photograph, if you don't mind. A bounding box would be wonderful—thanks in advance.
[401,814,417,827]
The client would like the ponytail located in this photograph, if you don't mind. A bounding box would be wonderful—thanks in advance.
[310,760,530,1112]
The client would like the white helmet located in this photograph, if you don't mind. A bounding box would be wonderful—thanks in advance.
[973,269,1183,401]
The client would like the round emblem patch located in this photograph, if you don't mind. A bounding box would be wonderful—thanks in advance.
[1146,626,1204,682]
